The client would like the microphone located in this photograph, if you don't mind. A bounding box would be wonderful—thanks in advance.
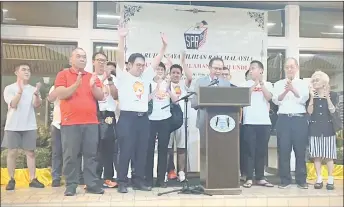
[208,78,219,86]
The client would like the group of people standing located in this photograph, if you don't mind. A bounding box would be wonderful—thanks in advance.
[2,26,339,195]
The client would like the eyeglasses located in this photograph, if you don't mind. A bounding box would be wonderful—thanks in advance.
[211,67,223,71]
[96,59,107,63]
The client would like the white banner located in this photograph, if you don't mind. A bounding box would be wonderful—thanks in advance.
[121,2,268,172]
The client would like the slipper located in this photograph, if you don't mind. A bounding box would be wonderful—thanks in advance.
[243,181,253,188]
[256,180,274,187]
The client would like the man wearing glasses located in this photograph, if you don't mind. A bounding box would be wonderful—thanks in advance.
[191,57,233,152]
[92,52,119,189]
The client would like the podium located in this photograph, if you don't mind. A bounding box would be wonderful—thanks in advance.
[197,86,250,195]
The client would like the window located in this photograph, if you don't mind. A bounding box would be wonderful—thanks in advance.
[267,10,284,36]
[94,2,120,29]
[1,40,77,124]
[300,9,343,38]
[299,51,343,92]
[1,2,78,27]
[93,43,118,62]
[267,49,286,83]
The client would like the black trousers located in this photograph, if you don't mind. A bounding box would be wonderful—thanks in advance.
[276,114,309,185]
[146,118,171,184]
[239,124,247,176]
[96,111,118,180]
[244,124,271,180]
[116,111,150,185]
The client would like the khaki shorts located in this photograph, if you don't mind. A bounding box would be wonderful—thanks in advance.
[1,130,37,151]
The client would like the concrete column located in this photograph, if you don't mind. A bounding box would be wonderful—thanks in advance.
[284,4,301,171]
[77,2,94,73]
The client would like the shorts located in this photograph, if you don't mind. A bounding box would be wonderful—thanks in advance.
[168,119,188,149]
[1,130,37,151]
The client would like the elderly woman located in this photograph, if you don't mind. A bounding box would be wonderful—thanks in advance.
[307,71,337,190]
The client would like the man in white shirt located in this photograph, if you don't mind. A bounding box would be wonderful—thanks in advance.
[272,57,309,189]
[115,27,163,193]
[2,63,45,190]
[92,52,119,188]
[241,61,274,188]
[167,52,193,182]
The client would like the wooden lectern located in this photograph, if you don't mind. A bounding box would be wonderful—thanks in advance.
[197,86,250,195]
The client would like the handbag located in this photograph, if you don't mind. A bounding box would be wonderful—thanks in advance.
[169,85,184,133]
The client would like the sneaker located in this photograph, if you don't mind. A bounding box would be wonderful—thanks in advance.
[103,180,118,188]
[178,171,186,182]
[297,183,308,189]
[64,186,77,196]
[6,178,15,190]
[278,184,291,189]
[52,179,61,187]
[29,178,45,188]
[168,170,177,180]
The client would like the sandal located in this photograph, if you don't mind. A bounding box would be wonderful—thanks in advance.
[243,181,253,188]
[326,183,334,190]
[314,182,323,189]
[256,180,274,187]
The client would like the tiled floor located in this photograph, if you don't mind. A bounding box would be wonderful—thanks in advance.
[1,181,343,207]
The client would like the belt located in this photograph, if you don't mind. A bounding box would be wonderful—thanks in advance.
[279,113,306,117]
[121,110,147,117]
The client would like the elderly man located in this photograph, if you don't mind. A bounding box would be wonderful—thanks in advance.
[272,58,309,189]
[55,48,104,196]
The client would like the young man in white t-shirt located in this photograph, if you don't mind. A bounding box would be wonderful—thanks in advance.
[240,60,274,188]
[115,27,166,193]
[166,52,193,182]
[2,63,45,190]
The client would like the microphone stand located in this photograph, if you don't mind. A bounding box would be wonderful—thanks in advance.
[158,92,212,196]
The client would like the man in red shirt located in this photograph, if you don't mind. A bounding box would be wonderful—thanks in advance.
[54,48,104,196]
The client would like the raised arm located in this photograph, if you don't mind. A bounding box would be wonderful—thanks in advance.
[116,27,129,72]
[151,33,168,70]
[4,82,23,109]
[181,51,192,87]
[47,86,58,102]
[32,82,42,108]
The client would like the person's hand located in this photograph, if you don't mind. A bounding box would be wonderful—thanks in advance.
[324,84,331,99]
[103,69,111,81]
[90,73,97,87]
[35,82,42,93]
[118,27,129,37]
[17,80,24,94]
[285,80,293,92]
[181,50,186,63]
[309,85,315,98]
[161,32,167,46]
[75,72,82,87]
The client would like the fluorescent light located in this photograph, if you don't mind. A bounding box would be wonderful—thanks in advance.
[2,9,8,12]
[300,54,315,57]
[321,32,343,35]
[97,14,120,19]
[267,22,276,27]
[96,46,117,50]
[4,17,16,21]
[334,25,343,29]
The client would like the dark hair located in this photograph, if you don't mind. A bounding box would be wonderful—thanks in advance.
[250,60,264,70]
[128,53,145,64]
[245,70,250,78]
[92,52,107,61]
[158,62,166,71]
[209,57,224,67]
[14,63,31,71]
[107,61,116,68]
[170,64,183,73]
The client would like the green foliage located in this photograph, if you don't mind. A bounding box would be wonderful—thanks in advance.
[1,123,52,169]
